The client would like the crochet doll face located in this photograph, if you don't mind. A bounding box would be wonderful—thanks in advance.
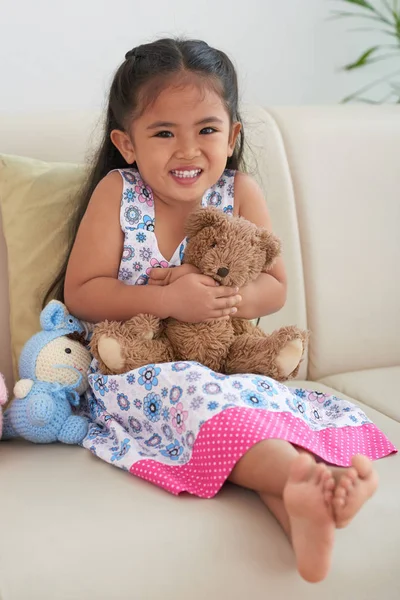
[35,336,91,394]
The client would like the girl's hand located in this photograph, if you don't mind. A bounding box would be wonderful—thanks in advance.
[148,264,200,286]
[162,273,242,323]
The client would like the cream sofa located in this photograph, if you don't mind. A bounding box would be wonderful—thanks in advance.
[0,106,399,600]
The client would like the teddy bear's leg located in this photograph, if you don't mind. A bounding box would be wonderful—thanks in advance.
[97,336,125,373]
[165,319,235,372]
[231,318,265,338]
[58,415,89,445]
[225,326,308,381]
[91,315,166,374]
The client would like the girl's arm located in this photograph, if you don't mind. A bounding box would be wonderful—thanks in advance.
[65,172,169,322]
[234,172,287,320]
[64,172,240,323]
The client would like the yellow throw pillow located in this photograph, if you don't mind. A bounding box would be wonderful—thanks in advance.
[0,154,86,377]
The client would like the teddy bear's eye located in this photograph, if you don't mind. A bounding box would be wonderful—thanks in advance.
[210,241,217,248]
[65,348,72,354]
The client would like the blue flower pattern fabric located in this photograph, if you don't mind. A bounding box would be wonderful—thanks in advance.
[82,360,376,473]
[78,167,396,496]
[114,167,235,284]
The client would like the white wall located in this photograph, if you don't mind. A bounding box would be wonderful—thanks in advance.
[0,0,388,111]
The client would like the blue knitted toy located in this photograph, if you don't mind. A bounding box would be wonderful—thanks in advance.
[3,301,92,444]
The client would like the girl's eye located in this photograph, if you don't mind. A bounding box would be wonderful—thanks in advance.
[154,131,173,138]
[200,127,217,135]
[65,348,72,354]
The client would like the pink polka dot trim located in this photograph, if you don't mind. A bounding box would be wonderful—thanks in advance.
[130,407,397,498]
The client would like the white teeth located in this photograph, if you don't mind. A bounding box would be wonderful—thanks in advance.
[171,169,201,178]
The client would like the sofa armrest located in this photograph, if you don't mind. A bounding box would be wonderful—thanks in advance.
[0,208,13,392]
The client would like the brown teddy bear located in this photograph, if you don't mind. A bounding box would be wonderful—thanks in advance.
[90,207,308,381]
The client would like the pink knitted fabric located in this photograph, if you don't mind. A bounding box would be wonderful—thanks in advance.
[0,373,8,438]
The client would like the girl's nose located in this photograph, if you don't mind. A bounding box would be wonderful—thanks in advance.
[175,137,201,160]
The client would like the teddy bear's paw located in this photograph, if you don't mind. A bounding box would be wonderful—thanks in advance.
[98,335,126,373]
[276,338,304,379]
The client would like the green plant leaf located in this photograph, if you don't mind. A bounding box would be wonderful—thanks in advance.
[344,46,380,69]
[342,66,400,102]
[333,1,400,103]
[339,0,376,11]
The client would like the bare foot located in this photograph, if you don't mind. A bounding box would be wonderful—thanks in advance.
[333,455,378,529]
[283,454,335,583]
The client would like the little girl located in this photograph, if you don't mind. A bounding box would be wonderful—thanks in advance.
[50,38,395,583]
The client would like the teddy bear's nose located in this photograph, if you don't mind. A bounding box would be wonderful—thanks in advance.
[217,267,230,278]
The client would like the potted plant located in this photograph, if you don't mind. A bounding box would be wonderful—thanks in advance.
[333,0,400,102]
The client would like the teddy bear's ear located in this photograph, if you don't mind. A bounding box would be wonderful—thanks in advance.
[257,229,282,270]
[185,207,227,238]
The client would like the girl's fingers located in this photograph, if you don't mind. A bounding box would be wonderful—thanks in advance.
[214,285,240,298]
[148,279,163,286]
[216,307,237,317]
[215,295,242,309]
[149,268,169,280]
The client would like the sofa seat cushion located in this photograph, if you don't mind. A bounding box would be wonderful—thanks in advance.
[0,382,398,600]
[319,367,400,422]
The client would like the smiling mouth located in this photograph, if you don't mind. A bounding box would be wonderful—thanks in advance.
[170,168,202,178]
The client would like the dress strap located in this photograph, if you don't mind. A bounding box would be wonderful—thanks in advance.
[202,169,235,215]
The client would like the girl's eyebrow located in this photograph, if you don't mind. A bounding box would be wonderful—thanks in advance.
[147,116,224,130]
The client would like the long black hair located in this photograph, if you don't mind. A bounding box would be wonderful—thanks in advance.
[44,38,245,305]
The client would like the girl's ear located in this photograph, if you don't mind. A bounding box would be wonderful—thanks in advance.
[110,129,136,164]
[227,121,242,157]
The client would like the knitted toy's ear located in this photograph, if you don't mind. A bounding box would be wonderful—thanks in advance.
[40,300,84,335]
[40,300,68,331]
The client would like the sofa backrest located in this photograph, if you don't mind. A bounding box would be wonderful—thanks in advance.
[269,106,400,380]
[1,105,399,388]
[0,208,12,390]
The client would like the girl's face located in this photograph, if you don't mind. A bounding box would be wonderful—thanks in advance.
[111,80,241,206]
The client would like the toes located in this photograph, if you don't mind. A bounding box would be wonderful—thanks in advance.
[340,476,355,494]
[324,491,334,508]
[289,454,315,484]
[318,469,335,507]
[346,467,358,485]
[334,484,347,500]
[323,475,335,501]
[324,476,335,492]
[335,469,357,500]
[351,455,373,479]
[314,463,326,485]
[333,496,345,510]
